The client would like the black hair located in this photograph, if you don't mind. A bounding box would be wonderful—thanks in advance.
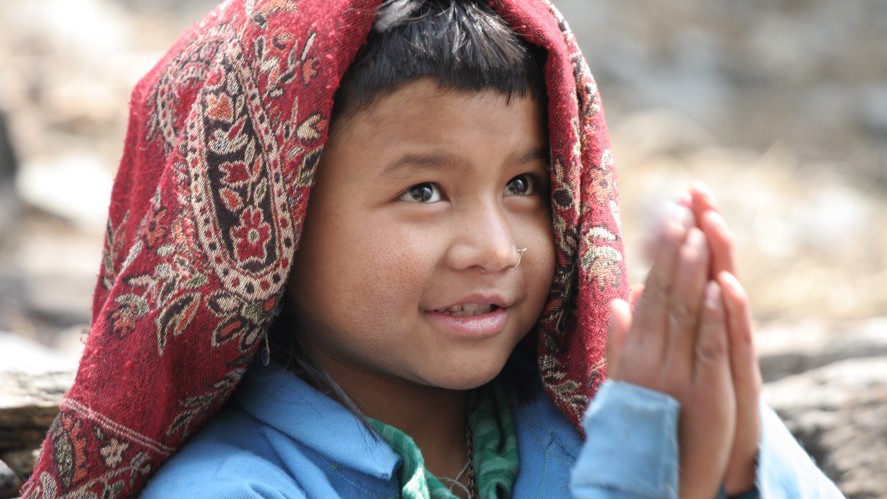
[331,0,547,122]
[270,0,546,412]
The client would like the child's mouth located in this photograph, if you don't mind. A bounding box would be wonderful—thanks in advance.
[426,300,509,337]
[434,304,499,317]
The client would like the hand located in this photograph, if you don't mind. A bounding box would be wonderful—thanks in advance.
[689,183,762,494]
[608,206,735,499]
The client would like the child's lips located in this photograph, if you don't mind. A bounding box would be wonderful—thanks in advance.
[433,303,499,317]
[425,302,510,337]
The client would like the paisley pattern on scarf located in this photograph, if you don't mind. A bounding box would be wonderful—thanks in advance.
[21,0,627,496]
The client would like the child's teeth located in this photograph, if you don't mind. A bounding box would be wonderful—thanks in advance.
[437,304,494,316]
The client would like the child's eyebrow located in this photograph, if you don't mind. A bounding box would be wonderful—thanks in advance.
[378,153,464,179]
[517,147,550,165]
[380,147,549,179]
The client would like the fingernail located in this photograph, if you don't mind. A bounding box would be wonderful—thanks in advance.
[666,203,695,231]
[719,271,742,293]
[692,180,714,199]
[692,181,721,210]
[705,210,727,230]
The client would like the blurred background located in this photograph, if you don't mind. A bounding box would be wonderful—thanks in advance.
[0,0,884,497]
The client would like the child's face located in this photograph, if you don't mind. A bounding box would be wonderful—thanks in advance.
[287,78,555,392]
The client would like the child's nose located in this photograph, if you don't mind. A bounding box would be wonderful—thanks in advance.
[446,205,521,273]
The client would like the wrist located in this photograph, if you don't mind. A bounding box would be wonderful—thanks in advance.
[723,450,758,496]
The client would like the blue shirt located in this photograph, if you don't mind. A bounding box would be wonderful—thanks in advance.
[143,363,843,498]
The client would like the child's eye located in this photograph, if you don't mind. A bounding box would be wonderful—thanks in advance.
[504,174,537,196]
[398,182,443,203]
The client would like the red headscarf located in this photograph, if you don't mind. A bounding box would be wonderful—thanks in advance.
[22,0,627,496]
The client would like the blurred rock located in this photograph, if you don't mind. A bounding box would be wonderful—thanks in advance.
[612,109,714,159]
[0,333,75,496]
[16,153,112,232]
[858,85,887,137]
[0,368,72,498]
[757,318,887,382]
[558,0,887,178]
[0,366,73,451]
[759,318,887,498]
[0,108,24,340]
[14,217,99,337]
[764,356,887,499]
[0,459,21,499]
[0,109,16,186]
[0,449,38,481]
[0,332,80,374]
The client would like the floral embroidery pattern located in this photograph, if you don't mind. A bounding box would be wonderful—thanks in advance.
[231,207,272,263]
[99,438,128,468]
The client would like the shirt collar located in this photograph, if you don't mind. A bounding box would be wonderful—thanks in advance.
[233,362,401,479]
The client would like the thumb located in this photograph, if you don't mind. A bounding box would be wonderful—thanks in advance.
[607,299,632,379]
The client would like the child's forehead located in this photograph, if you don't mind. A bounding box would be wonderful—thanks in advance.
[332,79,546,138]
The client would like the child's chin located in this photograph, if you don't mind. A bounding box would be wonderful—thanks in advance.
[432,365,505,391]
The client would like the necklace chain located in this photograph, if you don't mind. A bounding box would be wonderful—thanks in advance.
[438,424,476,499]
[465,424,476,497]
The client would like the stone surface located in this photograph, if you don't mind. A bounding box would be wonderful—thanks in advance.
[0,459,22,499]
[757,318,887,382]
[16,154,113,232]
[0,333,74,471]
[0,365,72,498]
[0,369,72,453]
[0,450,38,480]
[764,357,887,499]
[0,332,80,374]
[756,318,887,498]
[557,0,887,178]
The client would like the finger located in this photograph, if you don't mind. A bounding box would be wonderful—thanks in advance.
[606,299,633,379]
[633,206,694,348]
[693,281,731,385]
[689,181,720,218]
[701,210,739,277]
[718,272,759,390]
[719,272,760,422]
[719,272,761,494]
[688,181,737,279]
[665,227,710,372]
[678,282,736,499]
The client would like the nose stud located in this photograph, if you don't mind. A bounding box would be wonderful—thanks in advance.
[511,247,527,270]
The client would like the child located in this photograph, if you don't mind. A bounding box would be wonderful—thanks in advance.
[23,0,843,497]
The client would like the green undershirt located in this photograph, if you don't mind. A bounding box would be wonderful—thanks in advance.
[369,381,519,499]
